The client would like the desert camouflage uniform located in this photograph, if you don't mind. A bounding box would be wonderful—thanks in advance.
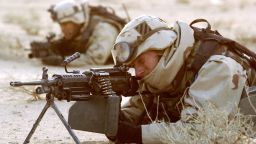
[119,20,256,143]
[43,4,125,66]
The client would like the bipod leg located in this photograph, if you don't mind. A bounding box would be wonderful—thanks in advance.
[51,101,81,144]
[23,99,51,144]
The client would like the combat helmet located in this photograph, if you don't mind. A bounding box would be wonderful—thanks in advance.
[49,0,89,25]
[112,15,177,65]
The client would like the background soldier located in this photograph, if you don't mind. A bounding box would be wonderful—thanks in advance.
[111,15,256,143]
[38,0,126,66]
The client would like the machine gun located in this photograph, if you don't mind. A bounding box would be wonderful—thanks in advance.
[27,33,61,59]
[10,52,138,144]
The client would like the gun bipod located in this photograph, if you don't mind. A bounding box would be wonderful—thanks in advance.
[23,93,80,144]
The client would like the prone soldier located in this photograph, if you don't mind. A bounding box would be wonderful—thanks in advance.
[29,0,126,66]
[110,15,256,143]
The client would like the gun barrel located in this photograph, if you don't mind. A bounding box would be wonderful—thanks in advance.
[10,81,45,87]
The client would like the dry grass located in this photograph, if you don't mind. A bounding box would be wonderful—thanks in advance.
[10,86,42,101]
[0,72,42,101]
[157,103,255,144]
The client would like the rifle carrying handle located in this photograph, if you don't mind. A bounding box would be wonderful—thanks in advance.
[63,52,81,65]
[190,19,211,31]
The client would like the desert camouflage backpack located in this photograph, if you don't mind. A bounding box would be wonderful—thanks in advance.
[189,19,256,86]
[89,5,127,31]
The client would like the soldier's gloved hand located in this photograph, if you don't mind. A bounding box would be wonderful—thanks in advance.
[115,121,142,143]
[41,55,63,66]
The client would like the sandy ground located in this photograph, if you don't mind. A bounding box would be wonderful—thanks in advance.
[0,0,256,143]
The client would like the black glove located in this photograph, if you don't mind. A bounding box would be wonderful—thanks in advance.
[115,121,142,144]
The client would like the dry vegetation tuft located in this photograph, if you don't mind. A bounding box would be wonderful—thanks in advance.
[11,87,42,101]
[157,103,255,144]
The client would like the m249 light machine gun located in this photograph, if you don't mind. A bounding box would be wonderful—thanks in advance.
[27,33,58,59]
[10,52,138,144]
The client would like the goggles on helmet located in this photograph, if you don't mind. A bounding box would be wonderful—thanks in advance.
[112,42,137,64]
[113,27,172,65]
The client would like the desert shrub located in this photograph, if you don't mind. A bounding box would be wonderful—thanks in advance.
[157,103,255,144]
